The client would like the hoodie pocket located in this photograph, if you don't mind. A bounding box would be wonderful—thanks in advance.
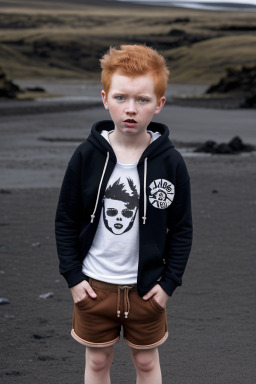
[139,242,165,288]
[75,294,89,308]
[141,242,164,271]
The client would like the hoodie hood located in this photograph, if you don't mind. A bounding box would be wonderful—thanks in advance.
[87,120,174,164]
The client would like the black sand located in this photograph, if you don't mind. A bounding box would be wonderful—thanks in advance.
[0,81,256,382]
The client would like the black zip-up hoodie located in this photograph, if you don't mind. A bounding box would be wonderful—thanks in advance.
[55,120,192,297]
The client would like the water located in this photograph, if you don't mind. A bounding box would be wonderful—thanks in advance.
[116,0,256,11]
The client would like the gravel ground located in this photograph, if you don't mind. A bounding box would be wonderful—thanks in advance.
[0,83,256,383]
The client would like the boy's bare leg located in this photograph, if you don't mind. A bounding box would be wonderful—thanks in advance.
[130,347,162,384]
[84,346,113,384]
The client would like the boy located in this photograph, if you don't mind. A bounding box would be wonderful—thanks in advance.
[55,45,192,384]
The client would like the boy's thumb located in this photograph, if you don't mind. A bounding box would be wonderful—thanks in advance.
[142,287,156,300]
[87,286,97,298]
[142,292,151,301]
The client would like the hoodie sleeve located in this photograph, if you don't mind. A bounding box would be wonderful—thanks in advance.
[159,159,193,296]
[55,150,85,288]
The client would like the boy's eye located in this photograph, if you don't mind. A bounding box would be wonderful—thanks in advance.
[139,98,149,103]
[115,95,125,101]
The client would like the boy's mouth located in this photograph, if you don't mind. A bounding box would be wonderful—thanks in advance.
[124,119,137,123]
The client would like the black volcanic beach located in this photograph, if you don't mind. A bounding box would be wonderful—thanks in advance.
[1,1,256,383]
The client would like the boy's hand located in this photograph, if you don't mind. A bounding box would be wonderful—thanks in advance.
[142,284,169,308]
[70,280,97,303]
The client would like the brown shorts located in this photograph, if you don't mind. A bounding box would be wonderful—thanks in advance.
[71,278,168,349]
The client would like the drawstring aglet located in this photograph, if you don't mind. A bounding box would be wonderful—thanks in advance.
[124,312,129,319]
[117,310,121,317]
[90,214,95,223]
[142,216,147,224]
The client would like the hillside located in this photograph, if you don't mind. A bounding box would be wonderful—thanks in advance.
[0,0,256,84]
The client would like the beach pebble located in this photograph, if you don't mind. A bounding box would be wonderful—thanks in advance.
[215,143,233,154]
[194,140,217,154]
[0,298,10,305]
[0,189,11,194]
[33,334,44,339]
[31,242,41,247]
[5,314,15,319]
[38,292,54,299]
[194,136,254,154]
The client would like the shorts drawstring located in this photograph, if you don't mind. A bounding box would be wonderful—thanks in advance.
[124,287,130,319]
[89,278,136,320]
[117,286,121,318]
[117,285,134,319]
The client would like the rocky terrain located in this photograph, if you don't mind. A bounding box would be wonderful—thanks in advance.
[0,66,20,98]
[205,65,256,108]
[0,0,256,86]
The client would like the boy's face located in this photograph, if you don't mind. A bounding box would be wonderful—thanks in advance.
[101,71,166,137]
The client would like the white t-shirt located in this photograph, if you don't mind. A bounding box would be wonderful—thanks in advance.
[82,130,160,284]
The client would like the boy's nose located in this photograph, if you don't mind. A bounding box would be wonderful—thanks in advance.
[125,100,137,114]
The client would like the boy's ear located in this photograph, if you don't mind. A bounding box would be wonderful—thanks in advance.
[101,90,109,110]
[154,96,166,115]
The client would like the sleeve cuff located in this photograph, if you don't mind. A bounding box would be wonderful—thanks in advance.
[159,278,179,296]
[63,269,87,288]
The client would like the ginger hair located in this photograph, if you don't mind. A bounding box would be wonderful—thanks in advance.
[100,45,169,100]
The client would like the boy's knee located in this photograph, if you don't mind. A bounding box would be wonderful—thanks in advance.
[131,349,158,373]
[86,347,113,372]
[135,356,155,373]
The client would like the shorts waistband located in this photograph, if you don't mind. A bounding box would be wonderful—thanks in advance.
[89,278,137,292]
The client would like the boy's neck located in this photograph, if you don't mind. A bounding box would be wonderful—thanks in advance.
[109,130,151,164]
[109,129,150,148]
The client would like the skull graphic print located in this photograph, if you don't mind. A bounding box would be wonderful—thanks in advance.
[103,178,139,235]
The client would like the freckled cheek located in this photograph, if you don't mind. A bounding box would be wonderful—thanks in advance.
[109,105,123,119]
[109,104,122,113]
[140,108,155,120]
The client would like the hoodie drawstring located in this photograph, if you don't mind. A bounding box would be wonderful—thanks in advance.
[91,151,110,223]
[142,157,148,225]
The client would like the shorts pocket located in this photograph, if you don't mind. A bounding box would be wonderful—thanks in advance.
[149,297,165,313]
[75,294,89,308]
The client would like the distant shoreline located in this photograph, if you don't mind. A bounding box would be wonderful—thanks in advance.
[1,0,256,12]
[115,0,256,12]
